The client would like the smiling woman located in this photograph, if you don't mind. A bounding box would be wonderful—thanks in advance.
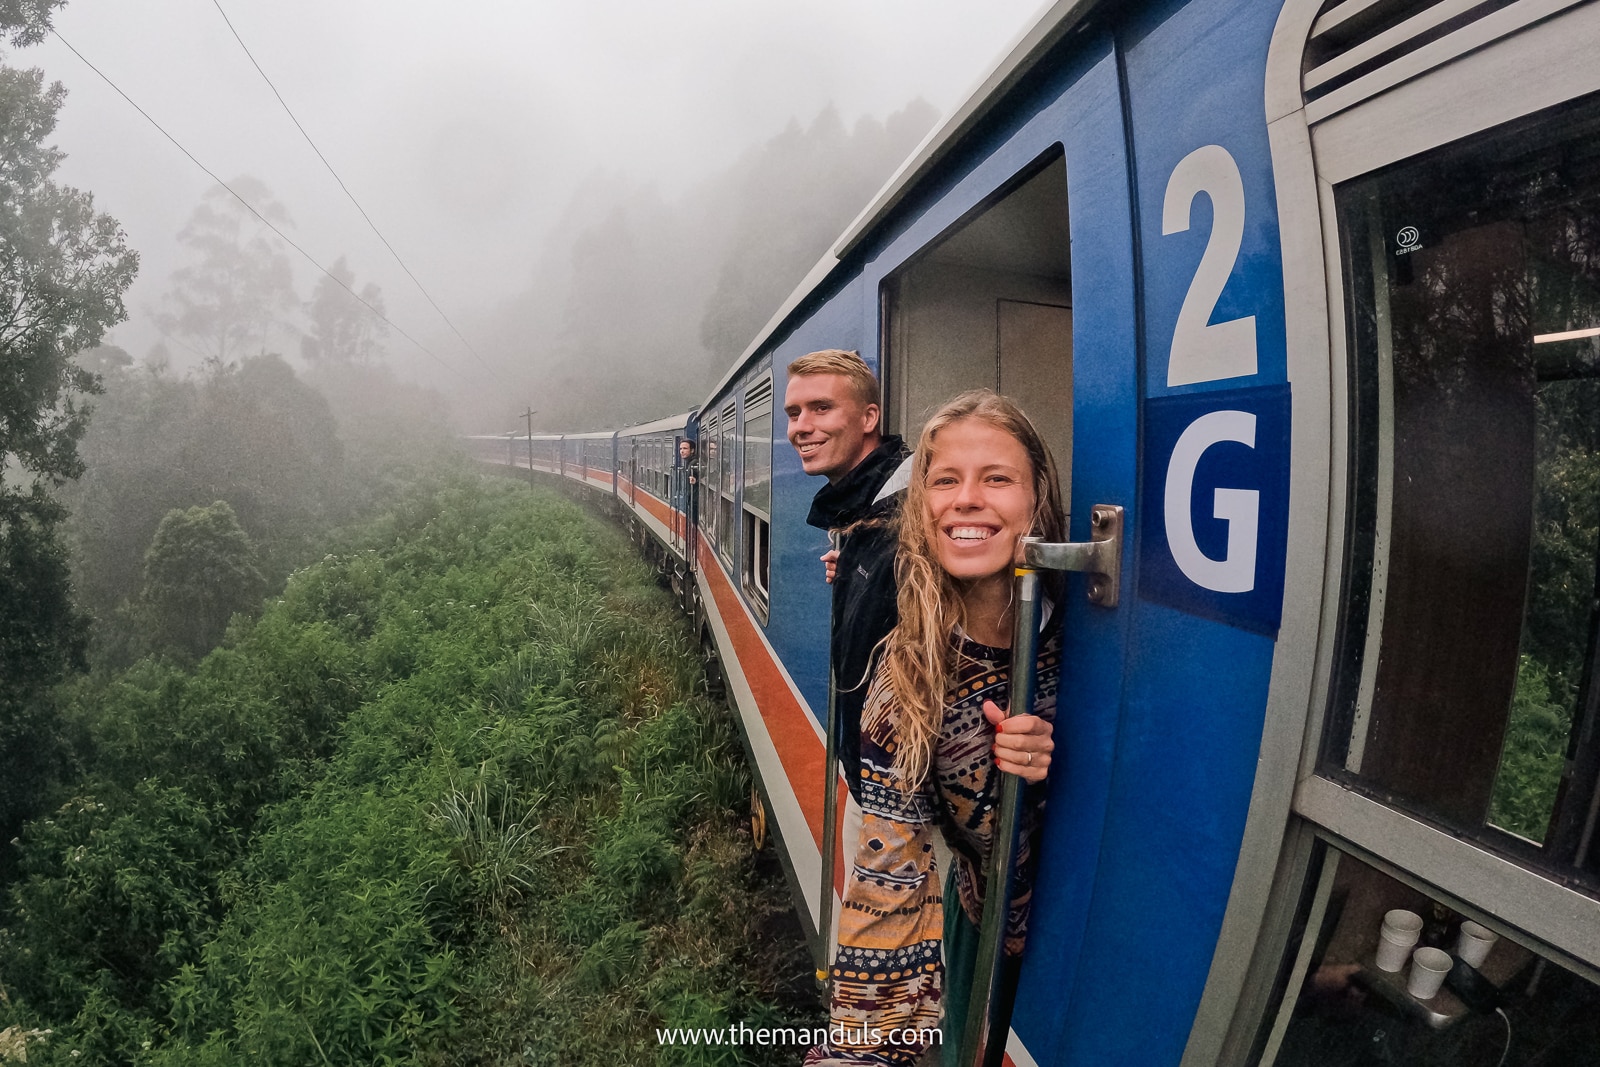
[807,389,1066,1067]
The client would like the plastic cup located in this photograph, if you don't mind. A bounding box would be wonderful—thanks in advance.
[1375,909,1423,972]
[1456,921,1498,968]
[1408,947,1452,999]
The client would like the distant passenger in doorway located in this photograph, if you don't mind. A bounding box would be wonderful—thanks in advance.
[676,438,698,493]
[784,349,911,797]
[675,438,699,532]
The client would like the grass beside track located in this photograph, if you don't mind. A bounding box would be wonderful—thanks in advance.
[0,475,821,1066]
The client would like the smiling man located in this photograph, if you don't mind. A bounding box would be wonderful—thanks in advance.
[784,349,911,798]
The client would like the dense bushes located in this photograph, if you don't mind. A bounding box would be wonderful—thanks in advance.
[0,476,816,1065]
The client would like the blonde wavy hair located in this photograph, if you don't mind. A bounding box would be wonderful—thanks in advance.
[871,389,1066,787]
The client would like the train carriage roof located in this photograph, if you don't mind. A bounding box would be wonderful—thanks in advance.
[618,411,696,437]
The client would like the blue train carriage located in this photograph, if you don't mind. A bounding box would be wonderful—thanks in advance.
[523,433,562,476]
[682,0,1600,1064]
[475,432,563,475]
[464,433,525,468]
[559,429,619,499]
[615,411,700,580]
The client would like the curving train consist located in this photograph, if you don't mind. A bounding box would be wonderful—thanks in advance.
[471,1,1600,1063]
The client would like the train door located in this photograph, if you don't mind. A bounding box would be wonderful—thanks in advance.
[628,439,638,507]
[865,32,1149,1065]
[678,431,699,576]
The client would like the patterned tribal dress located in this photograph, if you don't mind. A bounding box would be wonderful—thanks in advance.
[805,621,1061,1067]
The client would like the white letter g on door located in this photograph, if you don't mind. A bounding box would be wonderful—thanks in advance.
[1164,410,1258,593]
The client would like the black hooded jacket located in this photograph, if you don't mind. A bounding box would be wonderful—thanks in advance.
[805,434,910,798]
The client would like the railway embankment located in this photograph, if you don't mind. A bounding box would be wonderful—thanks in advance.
[0,475,820,1065]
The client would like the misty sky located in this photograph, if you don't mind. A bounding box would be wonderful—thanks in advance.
[24,0,1049,391]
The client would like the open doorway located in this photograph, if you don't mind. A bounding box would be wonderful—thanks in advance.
[881,151,1073,490]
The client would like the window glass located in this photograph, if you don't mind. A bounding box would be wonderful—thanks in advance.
[1270,845,1600,1067]
[744,510,770,607]
[720,405,737,566]
[1328,99,1600,879]
[744,411,772,516]
[720,410,737,500]
[701,418,720,543]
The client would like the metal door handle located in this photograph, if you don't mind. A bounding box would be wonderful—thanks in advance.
[1021,504,1123,606]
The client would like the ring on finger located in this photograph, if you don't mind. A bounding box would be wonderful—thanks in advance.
[1025,750,1033,766]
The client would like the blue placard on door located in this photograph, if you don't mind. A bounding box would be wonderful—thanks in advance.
[1139,383,1290,636]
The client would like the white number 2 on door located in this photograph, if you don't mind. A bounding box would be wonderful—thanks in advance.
[1162,144,1257,387]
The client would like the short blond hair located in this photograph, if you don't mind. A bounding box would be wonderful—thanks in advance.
[786,349,879,408]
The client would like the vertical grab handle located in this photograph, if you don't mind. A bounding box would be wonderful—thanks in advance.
[959,566,1042,1067]
[960,506,1123,1067]
[817,529,844,983]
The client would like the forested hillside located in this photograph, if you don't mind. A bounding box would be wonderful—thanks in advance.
[0,476,817,1064]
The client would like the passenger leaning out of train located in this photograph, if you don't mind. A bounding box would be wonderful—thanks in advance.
[805,389,1062,1067]
[675,438,698,509]
[784,349,911,798]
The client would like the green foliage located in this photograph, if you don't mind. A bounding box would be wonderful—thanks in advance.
[63,352,351,666]
[1489,655,1574,842]
[574,921,647,993]
[0,491,81,858]
[1,475,817,1065]
[0,0,64,47]
[0,54,136,858]
[0,65,136,490]
[1489,375,1600,843]
[2,785,223,1058]
[141,500,265,659]
[430,777,559,917]
[1523,377,1600,683]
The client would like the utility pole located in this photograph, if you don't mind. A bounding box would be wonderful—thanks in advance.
[519,407,537,471]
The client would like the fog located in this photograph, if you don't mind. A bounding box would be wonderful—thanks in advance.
[26,0,1051,431]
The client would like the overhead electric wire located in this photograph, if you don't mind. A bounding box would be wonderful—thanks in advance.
[208,0,502,380]
[50,29,466,378]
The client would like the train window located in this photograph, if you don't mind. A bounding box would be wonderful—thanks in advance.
[881,150,1073,487]
[718,401,737,571]
[701,415,720,546]
[742,376,773,618]
[1325,98,1600,885]
[1263,843,1600,1067]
